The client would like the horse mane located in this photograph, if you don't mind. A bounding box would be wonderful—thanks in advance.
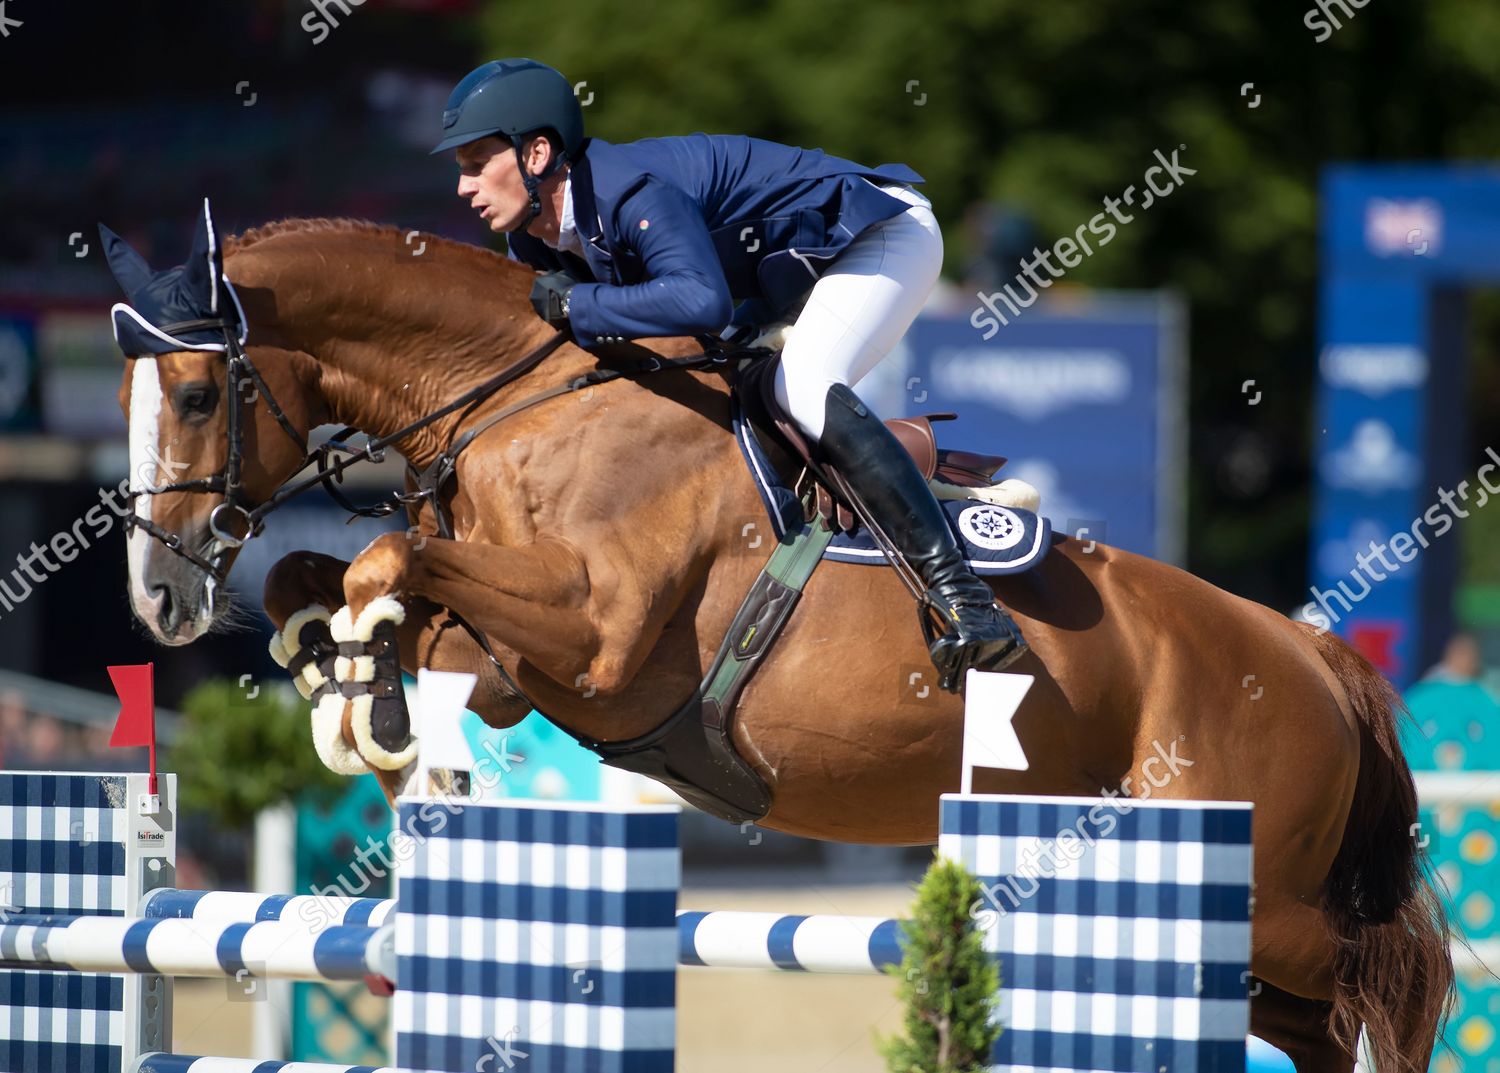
[218,216,548,410]
[226,217,528,279]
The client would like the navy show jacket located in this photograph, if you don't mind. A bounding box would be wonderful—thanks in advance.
[506,134,925,346]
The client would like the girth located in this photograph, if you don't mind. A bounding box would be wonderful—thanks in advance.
[578,514,836,824]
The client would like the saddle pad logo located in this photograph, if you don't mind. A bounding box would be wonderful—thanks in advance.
[957,505,1025,551]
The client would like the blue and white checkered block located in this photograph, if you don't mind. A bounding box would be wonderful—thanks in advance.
[0,772,174,1073]
[940,794,1253,1073]
[395,798,680,1073]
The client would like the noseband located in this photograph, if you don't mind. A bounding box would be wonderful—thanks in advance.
[125,316,306,582]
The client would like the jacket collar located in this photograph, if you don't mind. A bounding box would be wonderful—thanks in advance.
[568,140,607,252]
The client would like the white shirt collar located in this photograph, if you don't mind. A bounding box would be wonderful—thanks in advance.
[549,171,585,257]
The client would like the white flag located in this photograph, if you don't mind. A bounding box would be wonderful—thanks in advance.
[414,669,477,793]
[961,670,1032,793]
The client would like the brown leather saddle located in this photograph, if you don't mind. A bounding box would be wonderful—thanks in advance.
[734,352,1008,530]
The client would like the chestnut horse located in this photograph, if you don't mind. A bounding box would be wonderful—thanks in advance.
[117,218,1449,1072]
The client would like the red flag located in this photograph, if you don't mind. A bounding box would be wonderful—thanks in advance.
[108,663,157,792]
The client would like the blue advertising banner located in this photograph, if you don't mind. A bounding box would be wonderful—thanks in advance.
[1313,166,1500,686]
[897,292,1185,563]
[1315,165,1500,1073]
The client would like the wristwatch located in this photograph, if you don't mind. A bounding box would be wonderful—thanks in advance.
[561,289,572,319]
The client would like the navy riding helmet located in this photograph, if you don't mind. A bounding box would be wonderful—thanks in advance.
[433,58,585,230]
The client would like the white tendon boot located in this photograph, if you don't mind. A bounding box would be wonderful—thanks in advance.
[328,596,418,772]
[269,603,366,776]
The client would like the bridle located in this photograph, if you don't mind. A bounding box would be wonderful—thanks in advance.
[126,315,302,580]
[126,316,738,585]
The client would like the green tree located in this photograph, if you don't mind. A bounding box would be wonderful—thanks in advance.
[879,853,1000,1073]
[165,679,346,828]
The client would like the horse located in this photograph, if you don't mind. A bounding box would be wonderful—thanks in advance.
[115,216,1450,1073]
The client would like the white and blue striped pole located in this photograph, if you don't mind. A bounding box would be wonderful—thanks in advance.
[132,894,909,975]
[140,889,395,928]
[677,911,905,974]
[132,1057,393,1073]
[0,914,391,983]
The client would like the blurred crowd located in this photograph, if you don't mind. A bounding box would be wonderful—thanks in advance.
[0,688,121,770]
[1402,632,1500,772]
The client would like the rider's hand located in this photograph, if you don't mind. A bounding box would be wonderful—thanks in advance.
[530,271,576,328]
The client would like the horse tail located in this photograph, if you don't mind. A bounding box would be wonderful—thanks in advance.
[1304,624,1454,1071]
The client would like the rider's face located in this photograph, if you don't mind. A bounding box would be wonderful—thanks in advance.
[454,135,554,235]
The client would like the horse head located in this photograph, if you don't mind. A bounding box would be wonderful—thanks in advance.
[105,208,576,660]
[104,200,323,643]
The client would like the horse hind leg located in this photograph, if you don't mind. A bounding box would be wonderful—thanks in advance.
[1250,980,1357,1073]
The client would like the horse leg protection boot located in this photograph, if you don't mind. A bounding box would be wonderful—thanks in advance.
[816,384,1027,691]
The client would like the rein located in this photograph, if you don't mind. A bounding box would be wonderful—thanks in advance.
[127,319,734,581]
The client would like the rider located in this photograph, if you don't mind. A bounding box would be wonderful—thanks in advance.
[433,57,1026,689]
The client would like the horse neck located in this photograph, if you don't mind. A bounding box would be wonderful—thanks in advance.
[229,234,568,468]
[313,321,578,467]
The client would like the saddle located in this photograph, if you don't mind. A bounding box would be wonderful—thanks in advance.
[734,353,1008,531]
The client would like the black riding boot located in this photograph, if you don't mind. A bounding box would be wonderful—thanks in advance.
[816,384,1027,691]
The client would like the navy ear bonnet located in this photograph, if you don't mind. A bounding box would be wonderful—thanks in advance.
[101,197,247,357]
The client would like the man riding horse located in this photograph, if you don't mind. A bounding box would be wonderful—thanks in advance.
[94,51,1453,1068]
[433,57,1026,690]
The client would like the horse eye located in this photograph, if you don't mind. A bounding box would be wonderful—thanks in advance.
[174,381,219,419]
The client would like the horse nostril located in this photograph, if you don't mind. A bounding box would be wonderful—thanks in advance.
[153,587,179,633]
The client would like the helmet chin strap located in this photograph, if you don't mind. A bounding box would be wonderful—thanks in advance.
[506,136,565,234]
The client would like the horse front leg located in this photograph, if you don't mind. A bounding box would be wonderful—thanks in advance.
[262,547,537,802]
[313,531,605,799]
[263,551,362,776]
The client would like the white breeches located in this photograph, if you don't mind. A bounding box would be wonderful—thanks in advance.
[773,182,943,439]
